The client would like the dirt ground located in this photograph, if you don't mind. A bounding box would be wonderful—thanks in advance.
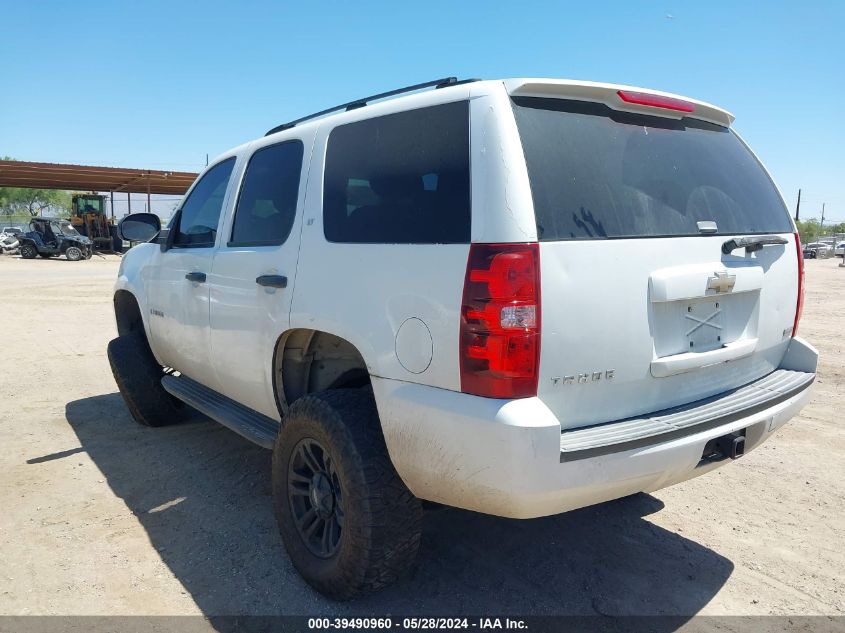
[0,253,842,618]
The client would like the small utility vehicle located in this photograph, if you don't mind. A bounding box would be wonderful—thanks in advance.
[18,218,93,260]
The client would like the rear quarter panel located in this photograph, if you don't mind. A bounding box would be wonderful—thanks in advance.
[290,82,542,389]
[290,105,467,388]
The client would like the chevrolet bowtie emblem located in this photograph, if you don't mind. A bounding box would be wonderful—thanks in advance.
[707,271,737,293]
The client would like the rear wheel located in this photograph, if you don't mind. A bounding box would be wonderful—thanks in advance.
[107,333,187,427]
[272,389,422,600]
[65,246,83,261]
[20,244,37,259]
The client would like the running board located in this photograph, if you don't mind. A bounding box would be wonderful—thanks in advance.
[161,374,279,449]
[560,369,814,462]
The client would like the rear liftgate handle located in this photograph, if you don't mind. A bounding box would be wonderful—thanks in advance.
[256,274,288,288]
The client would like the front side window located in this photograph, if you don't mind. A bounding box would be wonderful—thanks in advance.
[323,101,471,244]
[230,140,304,246]
[174,158,236,247]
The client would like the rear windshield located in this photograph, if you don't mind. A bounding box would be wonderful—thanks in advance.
[512,97,793,240]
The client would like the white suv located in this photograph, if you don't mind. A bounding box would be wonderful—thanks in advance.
[109,77,817,599]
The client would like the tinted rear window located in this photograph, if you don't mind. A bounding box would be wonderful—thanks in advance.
[512,97,793,240]
[323,101,470,244]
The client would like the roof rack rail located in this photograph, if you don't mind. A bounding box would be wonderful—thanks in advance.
[265,76,479,136]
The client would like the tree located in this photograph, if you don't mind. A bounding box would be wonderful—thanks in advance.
[795,218,820,244]
[795,218,845,244]
[0,186,72,217]
[829,222,845,235]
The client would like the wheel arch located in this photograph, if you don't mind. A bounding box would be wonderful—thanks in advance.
[273,328,371,415]
[113,289,146,338]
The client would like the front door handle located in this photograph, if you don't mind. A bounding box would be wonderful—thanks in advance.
[185,272,207,283]
[256,274,288,288]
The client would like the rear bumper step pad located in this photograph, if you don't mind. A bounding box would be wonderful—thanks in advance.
[162,374,279,448]
[560,369,814,462]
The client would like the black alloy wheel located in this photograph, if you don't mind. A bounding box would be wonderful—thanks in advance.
[288,438,344,558]
[272,389,422,599]
[20,244,37,259]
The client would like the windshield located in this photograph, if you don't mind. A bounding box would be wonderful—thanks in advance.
[511,97,793,240]
[76,197,104,214]
[54,222,81,237]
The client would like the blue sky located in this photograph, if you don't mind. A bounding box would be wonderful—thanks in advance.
[2,1,843,222]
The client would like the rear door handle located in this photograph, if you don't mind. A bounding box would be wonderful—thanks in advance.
[185,272,206,283]
[256,274,288,288]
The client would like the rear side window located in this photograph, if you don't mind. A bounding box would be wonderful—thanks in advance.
[174,158,236,247]
[512,97,793,240]
[230,140,304,246]
[323,101,470,244]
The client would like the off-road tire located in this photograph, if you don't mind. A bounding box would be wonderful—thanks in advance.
[20,244,37,259]
[65,246,83,261]
[272,389,422,600]
[107,333,187,427]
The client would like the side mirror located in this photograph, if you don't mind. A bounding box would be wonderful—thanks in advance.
[118,213,161,243]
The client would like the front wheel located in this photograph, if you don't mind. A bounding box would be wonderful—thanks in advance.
[20,244,37,259]
[65,246,83,261]
[272,389,422,600]
[107,334,187,427]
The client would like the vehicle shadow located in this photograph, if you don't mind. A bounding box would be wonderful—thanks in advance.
[60,393,733,618]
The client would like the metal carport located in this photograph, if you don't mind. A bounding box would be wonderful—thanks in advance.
[0,160,199,217]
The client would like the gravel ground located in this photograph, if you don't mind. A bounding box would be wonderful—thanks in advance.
[0,253,842,617]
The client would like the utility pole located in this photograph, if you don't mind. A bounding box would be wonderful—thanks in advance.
[818,203,826,246]
[795,188,801,221]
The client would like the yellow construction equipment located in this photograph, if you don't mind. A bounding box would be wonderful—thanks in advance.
[70,194,119,251]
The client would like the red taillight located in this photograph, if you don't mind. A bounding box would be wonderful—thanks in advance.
[460,243,540,399]
[617,90,696,113]
[793,231,804,337]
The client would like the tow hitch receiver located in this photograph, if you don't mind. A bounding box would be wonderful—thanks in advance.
[700,431,746,464]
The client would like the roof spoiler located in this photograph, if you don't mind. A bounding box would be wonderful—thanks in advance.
[504,79,734,127]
